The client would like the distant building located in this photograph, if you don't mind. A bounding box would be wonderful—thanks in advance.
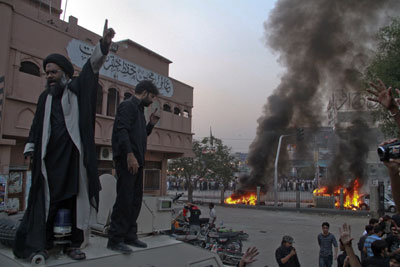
[279,90,389,188]
[326,89,389,186]
[0,0,193,211]
[233,152,250,175]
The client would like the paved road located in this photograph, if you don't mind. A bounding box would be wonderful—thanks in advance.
[197,204,370,267]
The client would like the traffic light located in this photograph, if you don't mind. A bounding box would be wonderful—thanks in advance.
[296,128,304,141]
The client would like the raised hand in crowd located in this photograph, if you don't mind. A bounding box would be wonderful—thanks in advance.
[238,246,259,267]
[339,223,361,267]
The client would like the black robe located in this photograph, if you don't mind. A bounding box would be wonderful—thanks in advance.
[13,58,101,259]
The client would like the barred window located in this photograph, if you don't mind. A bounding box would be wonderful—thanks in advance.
[144,161,162,190]
[144,169,161,190]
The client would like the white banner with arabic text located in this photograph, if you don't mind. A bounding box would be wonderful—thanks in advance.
[66,39,174,97]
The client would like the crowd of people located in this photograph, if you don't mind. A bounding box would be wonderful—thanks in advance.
[167,177,238,191]
[278,178,317,192]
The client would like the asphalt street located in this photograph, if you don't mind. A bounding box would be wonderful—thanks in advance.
[200,204,371,267]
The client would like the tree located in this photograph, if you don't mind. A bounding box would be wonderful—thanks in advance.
[168,136,238,202]
[206,138,238,190]
[365,18,400,137]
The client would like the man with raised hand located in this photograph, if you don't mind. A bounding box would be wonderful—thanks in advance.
[14,20,115,260]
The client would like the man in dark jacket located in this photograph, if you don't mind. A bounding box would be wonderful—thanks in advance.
[275,235,301,267]
[107,80,160,254]
[14,20,115,260]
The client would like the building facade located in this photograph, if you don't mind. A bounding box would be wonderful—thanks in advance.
[0,0,193,211]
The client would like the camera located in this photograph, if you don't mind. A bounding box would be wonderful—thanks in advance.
[378,141,400,162]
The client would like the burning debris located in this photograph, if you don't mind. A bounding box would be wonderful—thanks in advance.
[313,178,361,210]
[225,192,258,206]
[233,0,400,198]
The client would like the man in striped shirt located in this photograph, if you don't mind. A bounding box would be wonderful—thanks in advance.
[318,222,338,267]
[363,225,384,257]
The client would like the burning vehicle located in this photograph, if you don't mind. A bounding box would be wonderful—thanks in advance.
[312,179,362,210]
[358,193,396,213]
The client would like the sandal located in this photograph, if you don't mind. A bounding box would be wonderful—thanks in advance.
[66,248,86,260]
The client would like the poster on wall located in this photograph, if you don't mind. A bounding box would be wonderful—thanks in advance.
[0,175,7,211]
[8,172,23,194]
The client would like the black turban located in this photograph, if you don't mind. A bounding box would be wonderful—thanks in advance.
[43,54,74,78]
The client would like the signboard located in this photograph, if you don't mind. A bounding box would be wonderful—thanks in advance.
[66,39,174,97]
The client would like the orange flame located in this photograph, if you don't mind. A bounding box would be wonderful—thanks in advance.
[313,179,361,210]
[225,192,257,206]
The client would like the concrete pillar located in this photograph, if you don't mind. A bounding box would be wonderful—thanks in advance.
[0,142,13,174]
[0,1,14,136]
[256,186,260,206]
[119,90,124,104]
[340,188,344,210]
[370,185,379,218]
[378,182,385,217]
[160,158,168,196]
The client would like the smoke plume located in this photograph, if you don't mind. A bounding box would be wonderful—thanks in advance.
[240,0,400,192]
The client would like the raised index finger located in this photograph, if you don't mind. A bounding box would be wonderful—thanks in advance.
[104,19,108,34]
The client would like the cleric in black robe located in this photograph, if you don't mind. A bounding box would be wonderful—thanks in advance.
[13,22,115,260]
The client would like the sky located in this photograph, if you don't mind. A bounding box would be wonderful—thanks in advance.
[61,0,283,153]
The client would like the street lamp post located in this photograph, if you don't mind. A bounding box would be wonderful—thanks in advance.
[274,134,292,206]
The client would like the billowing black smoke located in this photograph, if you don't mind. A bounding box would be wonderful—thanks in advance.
[327,119,373,192]
[239,0,400,192]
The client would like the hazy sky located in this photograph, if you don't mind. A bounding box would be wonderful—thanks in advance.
[61,0,283,152]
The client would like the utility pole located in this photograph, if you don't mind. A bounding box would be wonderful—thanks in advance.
[274,129,304,206]
[274,134,291,206]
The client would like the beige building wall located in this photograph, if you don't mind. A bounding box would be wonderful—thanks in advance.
[0,0,193,210]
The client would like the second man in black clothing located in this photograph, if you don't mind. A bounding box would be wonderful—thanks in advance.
[107,80,160,254]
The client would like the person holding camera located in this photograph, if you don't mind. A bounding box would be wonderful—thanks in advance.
[368,79,400,211]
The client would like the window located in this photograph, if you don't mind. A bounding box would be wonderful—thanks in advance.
[163,104,171,112]
[19,61,40,77]
[96,85,103,114]
[183,109,190,118]
[107,88,120,117]
[174,107,181,116]
[144,161,162,190]
[144,170,161,190]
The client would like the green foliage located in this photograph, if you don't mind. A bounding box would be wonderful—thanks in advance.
[365,18,400,137]
[168,137,239,199]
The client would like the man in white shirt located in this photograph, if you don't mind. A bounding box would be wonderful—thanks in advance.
[209,203,217,227]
